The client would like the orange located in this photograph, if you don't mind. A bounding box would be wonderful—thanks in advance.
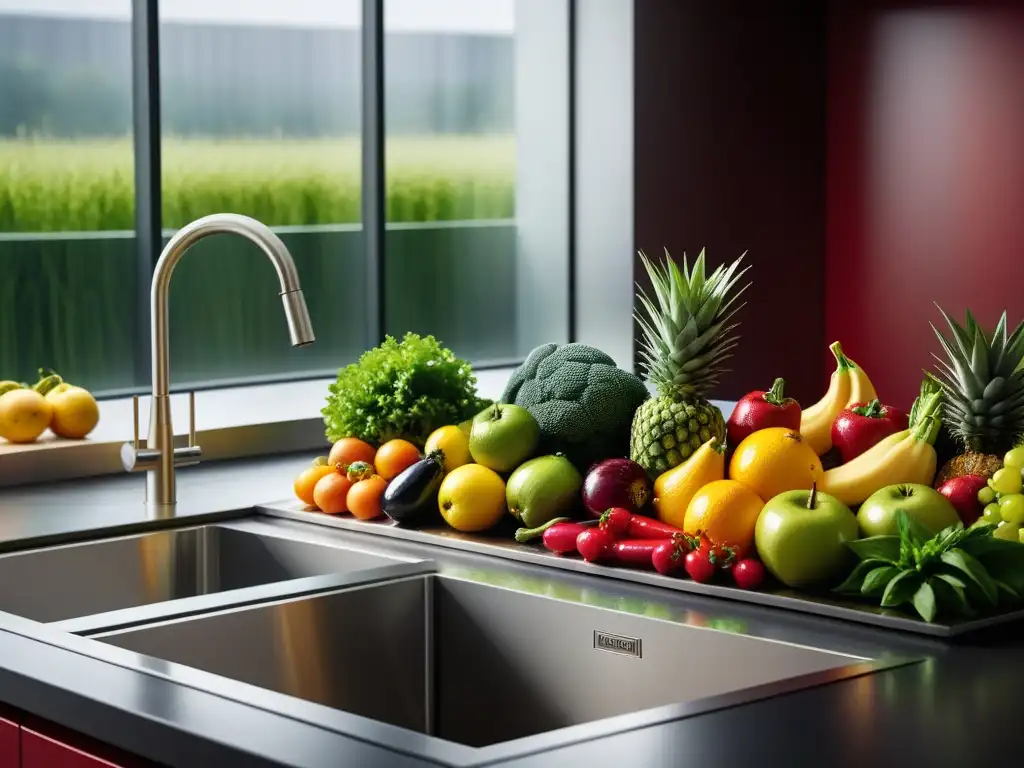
[328,437,377,468]
[313,470,354,514]
[375,439,421,480]
[294,463,335,507]
[683,479,764,557]
[729,427,823,502]
[347,475,388,520]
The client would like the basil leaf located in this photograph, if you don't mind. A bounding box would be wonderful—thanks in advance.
[881,570,923,608]
[974,547,1024,595]
[940,549,998,607]
[861,566,900,597]
[897,509,934,549]
[961,533,1023,560]
[933,571,967,591]
[834,559,890,594]
[846,535,901,564]
[912,580,937,622]
[929,575,974,617]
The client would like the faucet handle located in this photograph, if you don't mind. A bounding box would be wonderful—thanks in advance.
[132,394,141,450]
[173,391,202,468]
[188,390,196,448]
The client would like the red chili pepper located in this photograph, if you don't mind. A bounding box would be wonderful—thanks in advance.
[599,507,632,538]
[831,399,910,463]
[542,521,595,554]
[625,514,689,542]
[604,538,687,575]
[726,378,802,448]
[577,527,615,563]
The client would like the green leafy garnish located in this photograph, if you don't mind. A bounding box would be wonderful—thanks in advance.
[835,510,1024,622]
[322,333,491,447]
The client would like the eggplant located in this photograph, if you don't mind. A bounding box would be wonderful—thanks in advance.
[381,451,445,527]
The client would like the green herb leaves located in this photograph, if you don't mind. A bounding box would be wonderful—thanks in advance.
[835,510,1024,623]
[322,333,491,447]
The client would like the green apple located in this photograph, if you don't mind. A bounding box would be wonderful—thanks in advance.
[857,483,960,538]
[468,403,540,472]
[755,487,859,588]
[506,454,583,528]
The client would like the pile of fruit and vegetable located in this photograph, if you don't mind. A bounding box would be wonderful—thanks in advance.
[0,369,100,445]
[293,251,1024,626]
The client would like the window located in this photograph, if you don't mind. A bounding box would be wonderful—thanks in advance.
[0,1,136,393]
[1,0,571,399]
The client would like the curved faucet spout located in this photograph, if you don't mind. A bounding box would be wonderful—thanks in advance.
[151,213,316,398]
[130,212,316,509]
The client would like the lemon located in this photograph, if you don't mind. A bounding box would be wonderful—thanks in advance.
[46,385,100,439]
[438,464,506,532]
[425,424,471,473]
[0,388,53,443]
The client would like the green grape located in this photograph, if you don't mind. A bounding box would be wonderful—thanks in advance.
[1004,446,1024,470]
[1019,527,1024,545]
[994,522,1022,541]
[991,467,1023,495]
[983,503,1003,524]
[999,494,1024,525]
[978,486,997,505]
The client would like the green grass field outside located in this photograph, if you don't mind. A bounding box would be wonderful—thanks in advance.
[0,134,517,232]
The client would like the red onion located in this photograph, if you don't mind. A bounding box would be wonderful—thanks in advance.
[581,458,651,518]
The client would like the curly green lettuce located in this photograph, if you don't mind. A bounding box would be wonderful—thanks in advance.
[322,333,490,447]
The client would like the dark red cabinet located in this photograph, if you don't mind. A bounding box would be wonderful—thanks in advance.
[0,717,19,768]
[21,727,123,768]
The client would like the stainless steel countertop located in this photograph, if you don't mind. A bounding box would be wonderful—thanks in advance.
[1,454,1023,767]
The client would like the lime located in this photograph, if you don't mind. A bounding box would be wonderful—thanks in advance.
[437,464,506,532]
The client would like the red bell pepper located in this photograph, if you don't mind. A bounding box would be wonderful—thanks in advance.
[726,378,802,447]
[831,399,910,463]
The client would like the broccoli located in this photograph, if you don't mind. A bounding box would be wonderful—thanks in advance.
[501,343,650,471]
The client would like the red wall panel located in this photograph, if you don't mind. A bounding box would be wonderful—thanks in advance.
[827,1,1024,409]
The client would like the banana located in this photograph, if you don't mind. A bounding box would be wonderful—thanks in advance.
[800,342,854,454]
[800,341,878,455]
[0,381,22,397]
[819,393,943,506]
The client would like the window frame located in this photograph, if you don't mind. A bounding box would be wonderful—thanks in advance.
[0,0,640,488]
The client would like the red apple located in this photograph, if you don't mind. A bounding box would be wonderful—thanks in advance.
[936,474,988,526]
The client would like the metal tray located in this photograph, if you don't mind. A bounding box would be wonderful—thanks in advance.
[257,501,1024,638]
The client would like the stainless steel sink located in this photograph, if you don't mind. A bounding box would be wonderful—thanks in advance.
[93,573,872,750]
[0,522,404,625]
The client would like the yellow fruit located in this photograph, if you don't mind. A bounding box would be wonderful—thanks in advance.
[425,425,471,473]
[653,438,726,529]
[438,464,506,532]
[683,479,764,557]
[46,385,100,439]
[800,341,877,455]
[0,389,53,443]
[730,427,823,502]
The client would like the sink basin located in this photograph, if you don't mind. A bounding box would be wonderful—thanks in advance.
[94,573,870,750]
[0,522,404,625]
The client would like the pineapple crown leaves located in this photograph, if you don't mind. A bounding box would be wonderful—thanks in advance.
[634,248,751,395]
[930,306,1024,451]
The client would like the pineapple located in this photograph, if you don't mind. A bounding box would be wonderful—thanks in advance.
[630,248,751,478]
[930,307,1024,485]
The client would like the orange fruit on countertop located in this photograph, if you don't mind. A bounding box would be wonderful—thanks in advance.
[348,475,388,520]
[294,463,335,507]
[313,470,355,514]
[375,439,421,480]
[683,479,764,557]
[729,427,823,502]
[328,437,377,468]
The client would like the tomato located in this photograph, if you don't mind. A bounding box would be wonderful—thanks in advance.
[732,559,766,590]
[684,548,716,583]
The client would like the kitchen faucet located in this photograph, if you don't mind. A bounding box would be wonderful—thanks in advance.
[121,213,316,511]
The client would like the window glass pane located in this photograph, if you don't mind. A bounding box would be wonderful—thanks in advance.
[0,2,135,393]
[159,0,363,387]
[384,0,571,363]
